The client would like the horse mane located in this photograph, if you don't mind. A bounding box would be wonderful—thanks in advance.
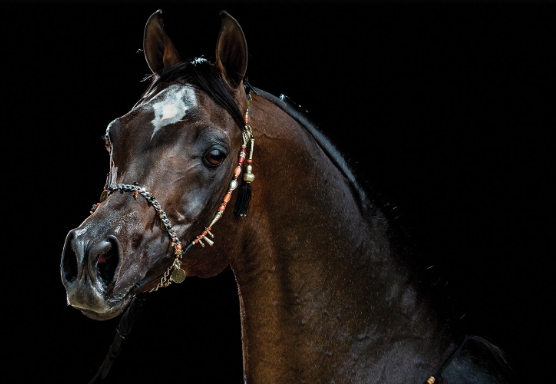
[254,88,421,256]
[249,89,479,330]
[467,336,512,371]
[252,88,512,369]
[253,88,372,214]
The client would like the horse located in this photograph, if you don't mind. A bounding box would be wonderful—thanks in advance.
[60,9,514,383]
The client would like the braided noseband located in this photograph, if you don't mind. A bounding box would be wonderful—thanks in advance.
[101,182,191,291]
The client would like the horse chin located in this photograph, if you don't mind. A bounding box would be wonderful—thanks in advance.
[66,282,134,321]
[70,263,172,321]
[78,298,131,321]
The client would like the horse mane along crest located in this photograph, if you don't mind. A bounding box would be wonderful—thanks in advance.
[263,90,370,213]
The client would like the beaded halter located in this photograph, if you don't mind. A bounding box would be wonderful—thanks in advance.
[89,93,255,292]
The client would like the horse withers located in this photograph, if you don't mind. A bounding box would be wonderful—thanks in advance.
[60,9,513,383]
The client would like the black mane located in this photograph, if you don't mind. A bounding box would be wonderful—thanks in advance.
[253,88,371,213]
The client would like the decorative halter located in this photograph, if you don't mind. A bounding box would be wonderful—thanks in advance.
[89,93,255,292]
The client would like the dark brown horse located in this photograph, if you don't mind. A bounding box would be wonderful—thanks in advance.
[61,10,513,383]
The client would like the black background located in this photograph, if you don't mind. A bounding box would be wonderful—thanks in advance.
[2,0,553,383]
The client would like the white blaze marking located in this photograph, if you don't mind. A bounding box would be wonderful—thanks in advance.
[161,103,178,120]
[150,85,197,139]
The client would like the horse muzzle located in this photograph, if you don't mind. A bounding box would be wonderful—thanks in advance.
[60,228,131,320]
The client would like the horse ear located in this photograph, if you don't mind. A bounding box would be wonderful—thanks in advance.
[143,9,181,74]
[216,11,248,89]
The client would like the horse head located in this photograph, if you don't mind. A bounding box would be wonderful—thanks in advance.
[60,10,250,321]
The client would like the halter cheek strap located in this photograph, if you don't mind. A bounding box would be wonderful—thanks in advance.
[89,93,255,292]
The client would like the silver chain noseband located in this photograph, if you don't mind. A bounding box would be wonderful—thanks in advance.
[100,183,189,292]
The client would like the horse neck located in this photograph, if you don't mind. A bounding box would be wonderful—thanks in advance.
[227,92,454,382]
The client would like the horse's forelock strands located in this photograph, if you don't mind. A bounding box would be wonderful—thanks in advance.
[60,9,515,384]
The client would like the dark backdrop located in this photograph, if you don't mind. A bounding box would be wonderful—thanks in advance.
[3,0,552,383]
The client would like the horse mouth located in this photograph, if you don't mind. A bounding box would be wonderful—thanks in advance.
[62,234,136,320]
[62,228,175,320]
[77,296,132,321]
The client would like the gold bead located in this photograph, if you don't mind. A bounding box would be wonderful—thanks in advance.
[243,172,255,183]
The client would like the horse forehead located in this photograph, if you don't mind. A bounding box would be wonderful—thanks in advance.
[148,85,198,138]
[107,84,199,138]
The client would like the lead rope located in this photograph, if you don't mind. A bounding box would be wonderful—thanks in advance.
[425,335,469,383]
[87,90,254,382]
[87,294,147,384]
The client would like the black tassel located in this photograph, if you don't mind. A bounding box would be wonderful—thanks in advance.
[234,181,252,216]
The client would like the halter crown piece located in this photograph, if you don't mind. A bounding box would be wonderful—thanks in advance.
[89,93,255,292]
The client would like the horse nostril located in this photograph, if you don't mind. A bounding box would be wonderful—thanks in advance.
[61,231,121,289]
[61,231,78,284]
[95,237,120,288]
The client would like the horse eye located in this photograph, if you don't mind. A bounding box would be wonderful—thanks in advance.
[204,148,226,166]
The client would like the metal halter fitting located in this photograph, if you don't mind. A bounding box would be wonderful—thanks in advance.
[89,93,255,292]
